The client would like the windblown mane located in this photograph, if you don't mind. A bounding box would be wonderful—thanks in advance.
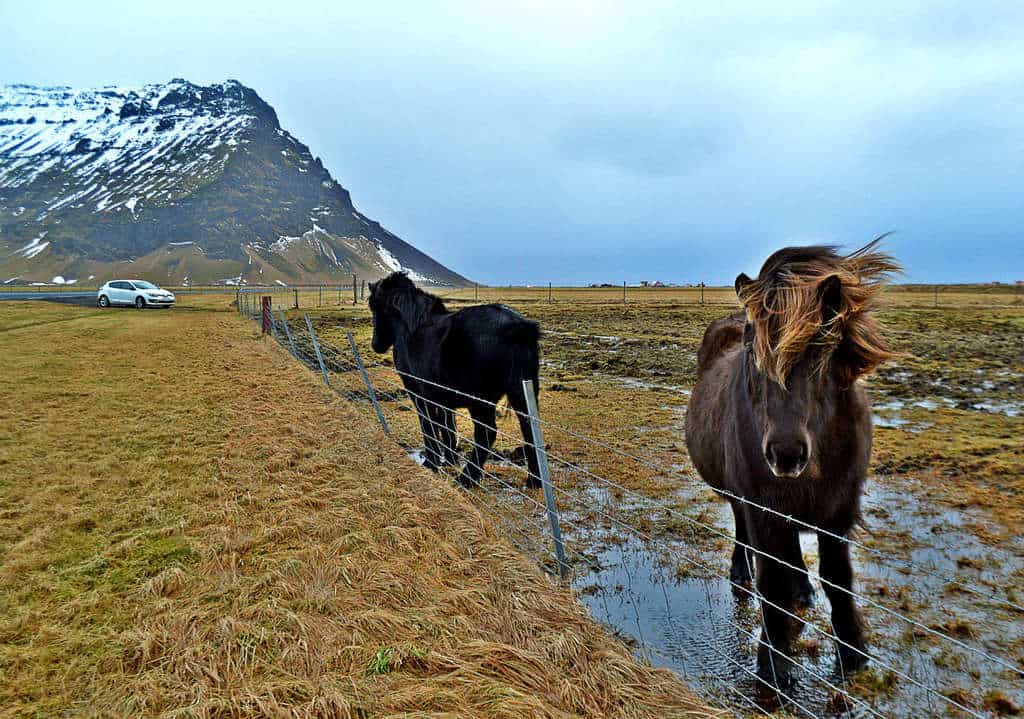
[374,272,447,330]
[737,237,900,386]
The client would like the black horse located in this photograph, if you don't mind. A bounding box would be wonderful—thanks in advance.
[368,273,542,488]
[686,240,899,689]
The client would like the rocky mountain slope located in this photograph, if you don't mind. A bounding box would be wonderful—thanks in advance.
[0,80,468,286]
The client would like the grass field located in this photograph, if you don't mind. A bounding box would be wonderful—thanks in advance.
[0,298,718,718]
[295,285,1023,717]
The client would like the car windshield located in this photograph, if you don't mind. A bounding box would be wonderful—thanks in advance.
[132,281,158,289]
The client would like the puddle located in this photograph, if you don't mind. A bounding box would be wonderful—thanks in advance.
[555,472,1024,718]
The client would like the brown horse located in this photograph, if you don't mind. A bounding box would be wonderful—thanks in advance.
[685,239,899,690]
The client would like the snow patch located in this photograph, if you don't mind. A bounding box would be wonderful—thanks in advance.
[18,231,50,259]
[376,242,427,281]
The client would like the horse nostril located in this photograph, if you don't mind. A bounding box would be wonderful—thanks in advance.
[765,440,808,474]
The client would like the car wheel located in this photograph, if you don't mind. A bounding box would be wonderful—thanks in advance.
[135,296,146,309]
[98,295,110,308]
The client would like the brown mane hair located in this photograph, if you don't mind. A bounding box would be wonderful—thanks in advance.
[737,237,901,387]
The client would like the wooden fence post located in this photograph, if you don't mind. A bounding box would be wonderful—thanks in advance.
[522,379,569,578]
[261,296,271,334]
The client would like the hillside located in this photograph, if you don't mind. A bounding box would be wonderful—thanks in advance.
[0,80,468,286]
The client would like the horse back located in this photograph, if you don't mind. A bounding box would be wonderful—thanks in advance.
[418,304,539,404]
[696,311,745,375]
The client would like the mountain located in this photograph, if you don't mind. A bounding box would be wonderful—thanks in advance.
[0,80,469,287]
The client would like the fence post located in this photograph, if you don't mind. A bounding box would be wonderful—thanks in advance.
[548,282,552,303]
[623,281,626,304]
[474,282,478,301]
[293,288,299,309]
[700,281,705,305]
[352,274,358,305]
[934,285,938,308]
[278,309,297,356]
[361,279,366,301]
[347,331,390,435]
[304,313,331,387]
[522,379,569,578]
[261,296,271,334]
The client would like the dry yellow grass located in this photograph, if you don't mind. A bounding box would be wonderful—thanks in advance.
[0,300,719,718]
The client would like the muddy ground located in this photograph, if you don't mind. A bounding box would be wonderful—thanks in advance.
[298,295,1023,718]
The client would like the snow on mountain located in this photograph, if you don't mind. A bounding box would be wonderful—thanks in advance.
[0,81,254,217]
[0,79,469,287]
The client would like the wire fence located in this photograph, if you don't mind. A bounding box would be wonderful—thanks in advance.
[239,295,1024,719]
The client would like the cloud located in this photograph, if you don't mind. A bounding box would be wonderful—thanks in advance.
[2,1,1023,282]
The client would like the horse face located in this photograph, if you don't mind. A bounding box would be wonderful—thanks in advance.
[368,284,396,353]
[756,351,818,478]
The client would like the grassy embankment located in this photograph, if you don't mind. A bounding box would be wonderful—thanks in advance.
[0,297,719,718]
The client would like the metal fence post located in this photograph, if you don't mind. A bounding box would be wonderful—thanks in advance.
[304,313,331,387]
[294,288,299,309]
[347,331,390,435]
[522,379,568,578]
[268,309,281,342]
[278,309,297,356]
[623,281,626,304]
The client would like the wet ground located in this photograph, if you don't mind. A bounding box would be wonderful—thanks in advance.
[302,297,1024,718]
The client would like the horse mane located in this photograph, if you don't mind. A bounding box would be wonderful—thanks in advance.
[374,272,447,330]
[737,237,901,387]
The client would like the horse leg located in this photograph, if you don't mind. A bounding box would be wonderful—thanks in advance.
[430,405,459,465]
[750,514,801,691]
[729,500,753,588]
[792,544,815,609]
[457,405,497,487]
[412,396,442,471]
[507,383,542,489]
[818,530,868,674]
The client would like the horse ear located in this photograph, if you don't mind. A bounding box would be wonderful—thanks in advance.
[819,274,843,321]
[734,273,753,300]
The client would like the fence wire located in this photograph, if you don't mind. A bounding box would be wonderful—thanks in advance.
[246,300,1021,719]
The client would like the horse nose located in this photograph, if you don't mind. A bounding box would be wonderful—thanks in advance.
[765,440,809,477]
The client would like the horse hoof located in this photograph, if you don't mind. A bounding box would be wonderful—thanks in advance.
[525,477,542,490]
[837,643,869,674]
[455,471,477,488]
[755,664,796,695]
[795,584,815,609]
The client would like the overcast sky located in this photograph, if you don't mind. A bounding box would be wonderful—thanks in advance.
[3,1,1022,283]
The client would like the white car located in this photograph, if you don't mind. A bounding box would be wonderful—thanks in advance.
[97,280,175,308]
